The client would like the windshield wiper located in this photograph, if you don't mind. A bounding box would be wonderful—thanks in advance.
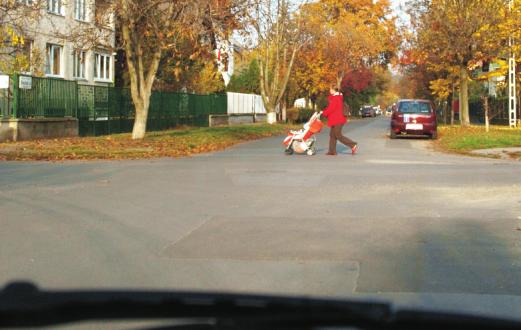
[1,281,520,329]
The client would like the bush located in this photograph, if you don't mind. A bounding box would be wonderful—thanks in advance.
[298,108,315,122]
[286,108,316,123]
[316,95,328,110]
[286,107,299,122]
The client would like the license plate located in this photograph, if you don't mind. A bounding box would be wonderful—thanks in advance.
[406,123,423,130]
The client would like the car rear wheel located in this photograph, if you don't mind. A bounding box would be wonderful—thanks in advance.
[431,131,438,140]
[390,130,397,139]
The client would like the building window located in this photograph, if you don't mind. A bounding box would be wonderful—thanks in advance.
[45,44,62,76]
[94,53,111,81]
[74,0,86,21]
[47,0,63,15]
[18,0,33,5]
[73,50,86,79]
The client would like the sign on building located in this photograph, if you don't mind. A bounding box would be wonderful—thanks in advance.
[19,76,32,89]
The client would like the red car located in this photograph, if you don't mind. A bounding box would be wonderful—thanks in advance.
[390,99,437,139]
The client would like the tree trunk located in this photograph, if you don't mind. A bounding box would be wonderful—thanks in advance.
[451,104,454,126]
[336,74,343,90]
[132,95,150,139]
[459,67,470,126]
[483,96,489,133]
[443,100,448,125]
[281,98,287,122]
[451,85,455,126]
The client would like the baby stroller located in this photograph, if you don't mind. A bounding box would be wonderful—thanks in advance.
[283,112,324,155]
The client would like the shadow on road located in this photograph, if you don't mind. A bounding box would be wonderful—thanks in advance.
[357,219,521,295]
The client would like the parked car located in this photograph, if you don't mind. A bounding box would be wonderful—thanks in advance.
[390,99,437,139]
[374,106,382,116]
[361,106,376,118]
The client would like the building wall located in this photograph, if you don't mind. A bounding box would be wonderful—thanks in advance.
[22,0,116,85]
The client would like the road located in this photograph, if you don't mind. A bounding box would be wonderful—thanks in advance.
[2,117,521,318]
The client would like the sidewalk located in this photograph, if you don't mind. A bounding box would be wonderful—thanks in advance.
[470,147,521,160]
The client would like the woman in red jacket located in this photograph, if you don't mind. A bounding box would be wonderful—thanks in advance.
[322,86,358,155]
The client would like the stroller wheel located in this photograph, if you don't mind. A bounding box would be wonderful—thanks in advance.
[306,149,315,156]
[285,147,294,155]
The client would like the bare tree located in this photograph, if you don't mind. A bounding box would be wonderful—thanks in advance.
[251,0,310,121]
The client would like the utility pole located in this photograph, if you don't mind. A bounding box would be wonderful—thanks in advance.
[508,0,517,128]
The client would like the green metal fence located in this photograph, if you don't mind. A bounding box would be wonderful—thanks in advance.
[16,75,78,118]
[9,75,228,136]
[77,86,227,136]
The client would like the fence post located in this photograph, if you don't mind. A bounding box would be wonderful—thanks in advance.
[11,74,18,118]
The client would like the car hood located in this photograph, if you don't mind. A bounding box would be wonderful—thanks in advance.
[353,292,521,322]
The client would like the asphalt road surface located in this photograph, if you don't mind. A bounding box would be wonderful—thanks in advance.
[2,117,521,318]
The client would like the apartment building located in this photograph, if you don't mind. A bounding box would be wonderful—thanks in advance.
[12,0,116,85]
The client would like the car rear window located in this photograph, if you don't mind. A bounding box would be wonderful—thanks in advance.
[398,102,432,114]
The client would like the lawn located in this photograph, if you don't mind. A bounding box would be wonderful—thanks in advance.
[0,124,296,161]
[435,125,521,156]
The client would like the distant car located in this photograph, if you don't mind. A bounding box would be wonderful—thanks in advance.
[361,106,376,118]
[390,99,437,139]
[385,106,393,116]
[374,107,382,116]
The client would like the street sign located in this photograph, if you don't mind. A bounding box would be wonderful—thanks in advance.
[0,75,8,89]
[19,76,32,89]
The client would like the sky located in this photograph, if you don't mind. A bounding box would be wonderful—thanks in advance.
[390,0,410,26]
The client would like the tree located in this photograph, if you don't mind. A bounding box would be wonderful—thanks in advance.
[116,0,239,139]
[0,0,45,74]
[430,77,455,124]
[227,59,261,94]
[153,39,226,94]
[340,66,393,113]
[293,46,335,108]
[472,64,510,131]
[408,0,510,126]
[310,0,399,88]
[288,0,399,111]
[250,0,310,119]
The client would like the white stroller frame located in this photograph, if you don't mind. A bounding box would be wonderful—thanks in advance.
[284,112,322,156]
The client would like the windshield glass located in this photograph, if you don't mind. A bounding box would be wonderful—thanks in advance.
[398,102,432,114]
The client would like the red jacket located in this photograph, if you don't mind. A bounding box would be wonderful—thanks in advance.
[323,93,346,127]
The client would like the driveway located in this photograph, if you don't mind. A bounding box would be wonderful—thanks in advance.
[2,117,521,318]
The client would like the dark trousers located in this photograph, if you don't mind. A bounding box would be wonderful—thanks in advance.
[329,124,357,153]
